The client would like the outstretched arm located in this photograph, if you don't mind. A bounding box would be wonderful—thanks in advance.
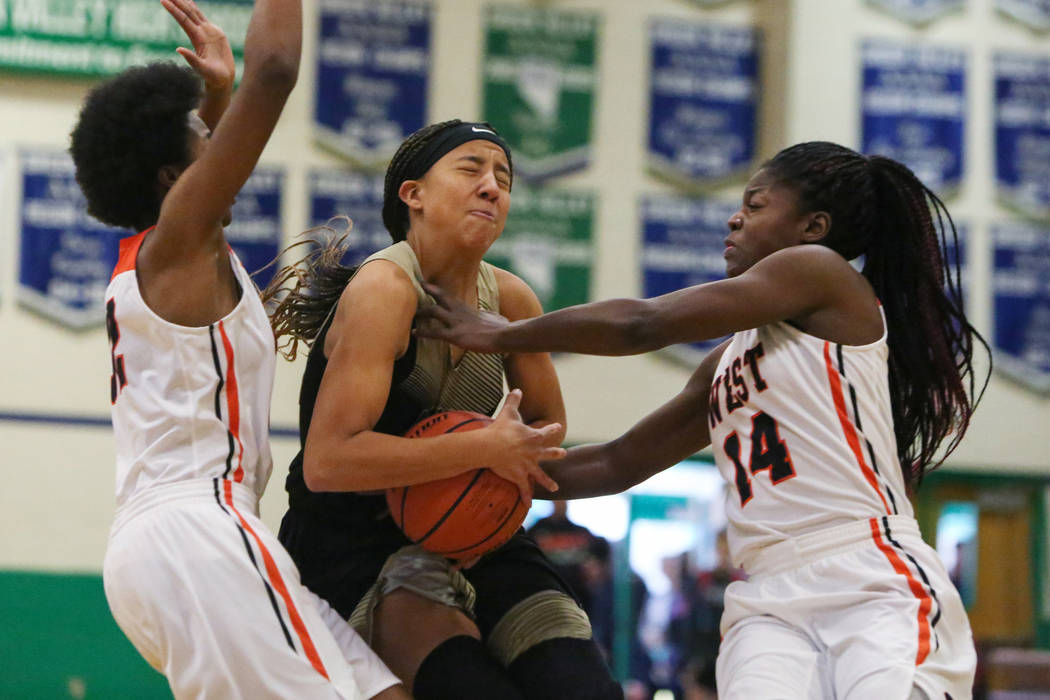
[418,245,855,356]
[535,341,728,500]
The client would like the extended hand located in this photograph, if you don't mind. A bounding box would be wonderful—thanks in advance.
[162,0,236,91]
[416,281,511,353]
[483,389,563,507]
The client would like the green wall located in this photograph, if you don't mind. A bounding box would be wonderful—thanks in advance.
[0,572,169,699]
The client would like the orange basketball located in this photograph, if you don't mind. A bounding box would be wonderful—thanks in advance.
[386,411,527,561]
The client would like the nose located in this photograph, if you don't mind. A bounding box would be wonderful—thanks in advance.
[477,169,500,200]
[727,211,744,230]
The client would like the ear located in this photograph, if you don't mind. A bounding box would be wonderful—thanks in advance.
[157,165,181,191]
[800,211,831,243]
[398,179,423,212]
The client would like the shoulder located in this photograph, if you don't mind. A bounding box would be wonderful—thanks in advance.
[341,259,417,306]
[491,265,543,321]
[755,244,855,280]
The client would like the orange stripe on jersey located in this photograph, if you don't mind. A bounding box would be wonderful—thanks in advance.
[869,518,932,665]
[110,229,152,281]
[218,321,245,483]
[222,480,330,679]
[823,342,891,514]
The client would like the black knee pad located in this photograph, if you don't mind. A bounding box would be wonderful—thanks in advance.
[508,637,624,700]
[414,635,525,700]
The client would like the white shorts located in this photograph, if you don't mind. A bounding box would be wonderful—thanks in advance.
[103,479,400,700]
[717,515,975,700]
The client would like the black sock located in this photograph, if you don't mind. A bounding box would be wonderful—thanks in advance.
[413,635,525,700]
[508,637,624,700]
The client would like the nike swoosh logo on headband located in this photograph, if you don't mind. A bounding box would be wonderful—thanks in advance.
[471,126,496,135]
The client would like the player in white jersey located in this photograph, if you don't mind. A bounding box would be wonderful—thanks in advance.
[419,141,990,699]
[70,1,405,698]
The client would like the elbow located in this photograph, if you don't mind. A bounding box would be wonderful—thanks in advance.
[620,302,665,354]
[302,449,351,493]
[302,453,331,492]
[246,53,299,94]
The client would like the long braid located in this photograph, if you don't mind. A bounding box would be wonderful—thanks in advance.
[264,119,465,358]
[765,142,990,488]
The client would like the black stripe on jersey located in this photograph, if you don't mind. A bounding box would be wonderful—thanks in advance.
[836,344,899,515]
[213,477,297,652]
[882,516,943,648]
[208,325,236,481]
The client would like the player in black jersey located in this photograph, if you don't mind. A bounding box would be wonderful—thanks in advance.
[265,121,623,700]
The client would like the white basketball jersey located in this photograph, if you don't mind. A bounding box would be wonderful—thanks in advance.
[708,310,911,572]
[105,230,275,507]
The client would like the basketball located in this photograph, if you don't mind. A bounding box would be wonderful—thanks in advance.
[386,410,528,561]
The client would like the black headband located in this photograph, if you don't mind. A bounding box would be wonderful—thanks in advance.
[402,122,512,181]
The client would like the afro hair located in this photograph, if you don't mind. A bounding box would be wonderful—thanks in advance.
[69,62,202,231]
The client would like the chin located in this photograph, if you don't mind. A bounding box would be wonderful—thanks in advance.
[222,212,233,227]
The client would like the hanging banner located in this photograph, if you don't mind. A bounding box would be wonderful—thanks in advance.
[484,187,594,311]
[314,0,430,168]
[996,0,1050,31]
[992,221,1050,392]
[225,167,283,290]
[18,149,124,329]
[865,0,967,24]
[308,169,390,265]
[0,0,251,77]
[647,20,760,188]
[861,40,966,195]
[995,52,1050,219]
[481,6,600,181]
[641,195,735,367]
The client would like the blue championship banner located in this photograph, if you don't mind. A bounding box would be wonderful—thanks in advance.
[996,0,1050,31]
[862,40,966,195]
[18,149,124,329]
[308,169,390,265]
[992,221,1050,393]
[0,0,251,77]
[226,168,283,290]
[865,0,967,25]
[314,0,430,168]
[995,52,1050,219]
[641,195,736,367]
[648,20,759,188]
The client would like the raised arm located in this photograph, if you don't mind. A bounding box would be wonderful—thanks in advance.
[419,244,871,355]
[535,340,729,500]
[157,0,300,241]
[302,262,563,506]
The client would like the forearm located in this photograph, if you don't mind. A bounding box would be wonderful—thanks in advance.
[197,84,232,131]
[496,298,661,356]
[304,429,494,493]
[534,442,633,500]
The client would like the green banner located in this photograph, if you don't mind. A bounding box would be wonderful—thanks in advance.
[485,186,594,311]
[481,5,599,180]
[0,0,250,77]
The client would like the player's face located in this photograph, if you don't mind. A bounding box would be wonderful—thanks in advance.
[185,111,233,227]
[410,140,512,252]
[723,169,811,277]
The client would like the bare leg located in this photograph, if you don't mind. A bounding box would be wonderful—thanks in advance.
[371,589,480,689]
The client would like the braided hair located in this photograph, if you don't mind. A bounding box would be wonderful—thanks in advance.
[265,119,471,358]
[762,142,990,487]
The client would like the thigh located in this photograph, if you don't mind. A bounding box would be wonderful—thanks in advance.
[815,540,976,700]
[109,502,365,700]
[717,614,825,700]
[463,531,576,635]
